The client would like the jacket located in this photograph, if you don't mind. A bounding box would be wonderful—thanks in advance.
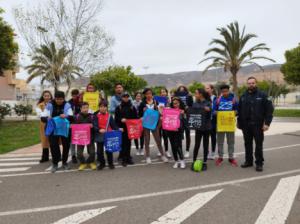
[213,93,238,112]
[191,99,212,130]
[174,91,193,108]
[115,101,138,132]
[93,111,118,143]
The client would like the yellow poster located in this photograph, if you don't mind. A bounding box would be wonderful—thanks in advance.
[217,111,236,132]
[83,91,99,112]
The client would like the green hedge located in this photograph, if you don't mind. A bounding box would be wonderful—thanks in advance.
[274,109,300,117]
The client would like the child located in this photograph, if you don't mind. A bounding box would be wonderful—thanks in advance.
[192,88,212,171]
[42,91,73,173]
[167,97,186,169]
[115,92,138,167]
[133,92,144,155]
[74,102,97,171]
[138,88,168,164]
[214,84,238,167]
[94,101,118,170]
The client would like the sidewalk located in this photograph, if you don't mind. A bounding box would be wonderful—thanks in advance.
[0,144,42,158]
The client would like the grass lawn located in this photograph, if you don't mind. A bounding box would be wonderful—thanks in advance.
[0,120,40,154]
[274,109,300,117]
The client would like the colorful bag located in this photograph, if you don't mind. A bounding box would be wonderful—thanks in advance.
[45,119,55,136]
[142,109,160,130]
[53,117,70,137]
[104,130,122,153]
[187,108,205,130]
[71,124,91,145]
[125,119,143,139]
[217,111,236,132]
[162,108,180,131]
[154,96,168,106]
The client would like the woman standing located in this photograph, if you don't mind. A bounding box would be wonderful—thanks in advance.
[36,90,53,163]
[132,92,144,155]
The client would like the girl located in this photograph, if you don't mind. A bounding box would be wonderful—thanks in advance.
[167,97,186,169]
[138,88,168,164]
[192,88,212,171]
[36,90,53,163]
[132,92,144,155]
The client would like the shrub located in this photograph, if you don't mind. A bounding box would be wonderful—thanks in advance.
[0,103,11,122]
[13,104,33,121]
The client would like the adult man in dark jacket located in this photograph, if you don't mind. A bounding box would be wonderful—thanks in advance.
[238,77,274,172]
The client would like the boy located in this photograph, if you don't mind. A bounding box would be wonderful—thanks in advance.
[75,102,97,171]
[214,84,238,167]
[42,91,73,173]
[94,101,119,170]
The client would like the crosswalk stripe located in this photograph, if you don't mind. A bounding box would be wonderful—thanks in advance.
[52,206,116,224]
[255,175,300,224]
[0,162,39,167]
[0,167,31,173]
[0,157,40,161]
[151,190,222,224]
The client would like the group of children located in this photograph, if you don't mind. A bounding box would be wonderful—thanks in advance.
[36,82,239,173]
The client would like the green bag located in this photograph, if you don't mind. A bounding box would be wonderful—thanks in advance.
[193,160,203,172]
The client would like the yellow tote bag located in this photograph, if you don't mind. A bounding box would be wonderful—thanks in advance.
[83,91,99,112]
[217,111,236,132]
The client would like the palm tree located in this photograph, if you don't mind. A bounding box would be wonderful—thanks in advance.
[26,42,81,92]
[199,21,275,96]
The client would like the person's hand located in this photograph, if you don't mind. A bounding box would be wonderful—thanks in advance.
[121,118,126,123]
[143,107,147,111]
[60,114,66,118]
[100,129,105,133]
[119,128,124,132]
[262,124,269,132]
[140,117,143,121]
[180,110,185,114]
[204,106,210,112]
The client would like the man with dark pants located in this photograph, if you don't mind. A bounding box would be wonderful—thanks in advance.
[238,77,274,172]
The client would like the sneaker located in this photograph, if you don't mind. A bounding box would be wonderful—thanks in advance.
[173,162,179,169]
[184,151,190,158]
[62,163,70,170]
[139,149,144,156]
[202,163,207,171]
[157,152,162,157]
[108,164,115,169]
[122,161,127,167]
[78,163,87,171]
[51,164,58,173]
[97,164,105,170]
[89,162,97,170]
[136,151,141,156]
[127,159,135,165]
[180,160,186,169]
[207,152,215,160]
[72,156,78,164]
[241,162,253,168]
[215,158,223,166]
[256,165,263,172]
[146,157,152,164]
[166,151,172,158]
[161,155,168,163]
[229,158,238,167]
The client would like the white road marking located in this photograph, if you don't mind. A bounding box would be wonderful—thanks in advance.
[0,157,40,161]
[255,175,300,224]
[0,167,31,173]
[52,206,116,224]
[1,168,300,217]
[0,162,38,167]
[151,190,222,224]
[0,153,41,158]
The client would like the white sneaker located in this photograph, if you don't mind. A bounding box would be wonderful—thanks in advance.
[161,155,168,163]
[140,149,144,156]
[146,157,152,164]
[208,152,215,160]
[157,151,162,157]
[180,160,186,169]
[184,151,190,158]
[166,151,172,158]
[173,162,179,169]
[136,151,140,156]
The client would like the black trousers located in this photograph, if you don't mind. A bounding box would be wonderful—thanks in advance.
[160,128,169,152]
[168,131,183,161]
[183,119,191,152]
[49,135,70,165]
[210,126,217,153]
[97,142,113,166]
[242,124,264,166]
[193,130,210,162]
[120,132,132,162]
[134,132,144,149]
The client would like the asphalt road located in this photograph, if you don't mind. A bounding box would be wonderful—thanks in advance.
[0,131,300,224]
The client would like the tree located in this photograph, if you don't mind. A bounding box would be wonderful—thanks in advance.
[199,21,275,97]
[26,42,81,92]
[0,8,18,76]
[13,104,33,121]
[281,44,300,86]
[91,65,147,97]
[0,103,11,122]
[13,0,114,77]
[150,86,167,95]
[188,81,204,94]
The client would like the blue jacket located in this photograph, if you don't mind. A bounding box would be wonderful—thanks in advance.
[109,94,122,114]
[213,93,238,113]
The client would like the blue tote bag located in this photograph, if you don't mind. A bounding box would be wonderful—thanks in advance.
[45,119,55,136]
[104,130,122,153]
[142,109,160,131]
[53,117,70,138]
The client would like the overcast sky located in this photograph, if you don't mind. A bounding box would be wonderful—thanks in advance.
[1,0,299,79]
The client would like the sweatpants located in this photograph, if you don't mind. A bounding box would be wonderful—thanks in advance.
[49,135,70,165]
[120,132,132,162]
[217,132,235,159]
[193,130,210,163]
[168,131,183,161]
[77,143,95,164]
[144,128,164,157]
[242,124,264,166]
[160,128,169,152]
[97,142,113,166]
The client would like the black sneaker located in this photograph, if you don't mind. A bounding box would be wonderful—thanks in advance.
[256,165,263,172]
[127,159,135,165]
[241,162,253,168]
[109,164,115,169]
[72,156,78,164]
[97,164,105,170]
[51,164,58,173]
[202,163,207,171]
[122,161,127,167]
[62,163,70,170]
